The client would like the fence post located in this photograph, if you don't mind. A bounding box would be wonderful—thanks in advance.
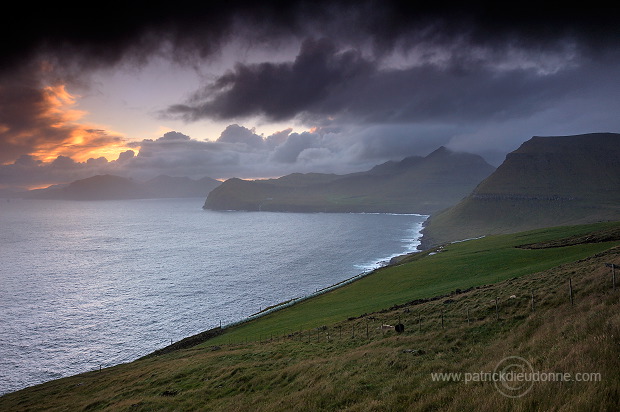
[441,310,444,329]
[467,307,470,325]
[609,264,617,291]
[531,290,535,312]
[569,278,574,306]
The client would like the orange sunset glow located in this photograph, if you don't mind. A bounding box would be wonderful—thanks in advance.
[31,85,135,163]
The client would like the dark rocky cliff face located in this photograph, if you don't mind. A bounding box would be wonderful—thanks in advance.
[421,133,620,248]
[472,133,620,199]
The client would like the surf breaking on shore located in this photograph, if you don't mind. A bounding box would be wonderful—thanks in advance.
[355,216,428,271]
[223,215,428,329]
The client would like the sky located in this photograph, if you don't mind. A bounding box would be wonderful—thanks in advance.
[1,1,619,191]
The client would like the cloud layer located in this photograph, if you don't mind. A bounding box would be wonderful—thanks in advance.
[0,128,370,190]
[0,80,131,165]
[4,1,618,76]
[1,1,619,191]
[167,37,588,126]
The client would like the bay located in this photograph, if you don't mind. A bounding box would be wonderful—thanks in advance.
[0,198,426,395]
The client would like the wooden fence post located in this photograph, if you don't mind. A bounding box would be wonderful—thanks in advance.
[607,264,617,291]
[569,278,574,306]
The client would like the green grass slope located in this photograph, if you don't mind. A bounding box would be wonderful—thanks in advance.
[422,133,620,247]
[202,222,620,346]
[2,222,620,411]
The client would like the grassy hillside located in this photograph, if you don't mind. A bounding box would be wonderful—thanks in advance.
[422,133,620,247]
[2,222,619,410]
[199,222,620,346]
[204,147,495,214]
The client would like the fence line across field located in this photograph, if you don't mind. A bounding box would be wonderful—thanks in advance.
[92,261,617,370]
[213,262,618,348]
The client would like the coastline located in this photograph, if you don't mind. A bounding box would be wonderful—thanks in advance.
[138,214,429,361]
[224,214,428,328]
[148,214,429,356]
[0,207,428,395]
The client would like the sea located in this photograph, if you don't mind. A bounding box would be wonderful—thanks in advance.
[0,197,427,395]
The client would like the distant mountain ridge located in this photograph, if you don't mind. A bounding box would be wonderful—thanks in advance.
[204,147,496,214]
[421,133,620,247]
[26,174,221,200]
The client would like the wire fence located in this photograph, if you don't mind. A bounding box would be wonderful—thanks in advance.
[212,261,619,349]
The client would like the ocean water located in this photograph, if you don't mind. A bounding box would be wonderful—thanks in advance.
[0,198,426,395]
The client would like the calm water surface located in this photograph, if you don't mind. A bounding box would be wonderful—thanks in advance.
[0,198,426,394]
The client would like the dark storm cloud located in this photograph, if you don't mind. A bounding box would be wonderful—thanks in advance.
[157,3,620,168]
[168,40,580,125]
[0,79,55,163]
[1,0,619,188]
[167,38,375,121]
[3,1,618,78]
[151,2,620,129]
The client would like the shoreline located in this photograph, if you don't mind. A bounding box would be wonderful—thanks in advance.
[141,214,430,359]
[210,216,428,330]
[1,208,429,396]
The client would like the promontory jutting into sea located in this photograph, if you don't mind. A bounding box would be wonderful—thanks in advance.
[0,200,426,395]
